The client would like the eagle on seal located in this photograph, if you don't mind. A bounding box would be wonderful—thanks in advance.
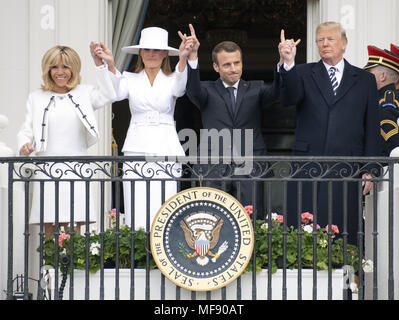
[179,212,228,266]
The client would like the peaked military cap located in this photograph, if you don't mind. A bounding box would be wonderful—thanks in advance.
[364,45,399,74]
[391,43,399,57]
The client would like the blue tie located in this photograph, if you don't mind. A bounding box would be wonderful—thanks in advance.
[329,67,338,95]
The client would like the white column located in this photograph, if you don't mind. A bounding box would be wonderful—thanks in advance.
[307,0,399,67]
[0,0,112,299]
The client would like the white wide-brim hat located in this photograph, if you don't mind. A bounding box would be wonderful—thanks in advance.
[121,27,179,56]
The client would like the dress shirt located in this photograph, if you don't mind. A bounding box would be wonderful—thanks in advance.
[322,59,344,87]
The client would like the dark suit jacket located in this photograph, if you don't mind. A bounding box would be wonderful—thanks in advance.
[281,59,380,157]
[280,59,380,244]
[186,63,280,157]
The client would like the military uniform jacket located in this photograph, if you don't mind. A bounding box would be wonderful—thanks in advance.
[379,83,399,156]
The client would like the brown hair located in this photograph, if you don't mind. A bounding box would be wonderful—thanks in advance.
[212,41,242,65]
[41,45,81,91]
[134,50,173,75]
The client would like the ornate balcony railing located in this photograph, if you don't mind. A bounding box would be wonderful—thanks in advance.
[0,156,397,300]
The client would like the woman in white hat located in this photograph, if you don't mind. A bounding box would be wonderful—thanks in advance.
[91,26,194,230]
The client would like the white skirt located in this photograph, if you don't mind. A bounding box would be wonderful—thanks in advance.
[122,152,182,230]
[29,161,97,224]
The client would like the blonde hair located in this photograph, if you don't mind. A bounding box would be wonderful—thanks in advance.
[41,45,81,91]
[134,50,173,75]
[316,21,348,44]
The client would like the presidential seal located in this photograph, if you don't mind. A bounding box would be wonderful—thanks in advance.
[150,187,254,291]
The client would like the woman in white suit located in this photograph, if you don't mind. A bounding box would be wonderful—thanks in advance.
[92,27,194,230]
[17,45,116,237]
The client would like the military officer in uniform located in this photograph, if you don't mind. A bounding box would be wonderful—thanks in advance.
[364,45,399,156]
[390,44,399,90]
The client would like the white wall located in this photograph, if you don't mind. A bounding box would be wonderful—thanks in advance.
[0,0,112,156]
[0,0,112,299]
[307,0,399,67]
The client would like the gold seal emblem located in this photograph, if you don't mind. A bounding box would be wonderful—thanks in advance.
[150,187,254,291]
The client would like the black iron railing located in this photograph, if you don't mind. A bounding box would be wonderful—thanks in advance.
[0,156,396,300]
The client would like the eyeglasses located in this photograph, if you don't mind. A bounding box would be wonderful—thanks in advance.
[316,37,336,44]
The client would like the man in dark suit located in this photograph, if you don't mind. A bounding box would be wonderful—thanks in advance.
[278,21,380,245]
[182,24,282,219]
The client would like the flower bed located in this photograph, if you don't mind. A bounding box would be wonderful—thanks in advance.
[40,209,361,275]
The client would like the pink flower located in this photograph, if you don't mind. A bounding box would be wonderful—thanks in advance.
[271,213,283,223]
[58,232,70,247]
[325,224,339,238]
[311,223,321,230]
[301,212,314,224]
[244,205,253,215]
[108,208,117,221]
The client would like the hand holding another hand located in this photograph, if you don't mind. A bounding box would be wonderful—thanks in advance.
[90,41,116,73]
[178,24,200,61]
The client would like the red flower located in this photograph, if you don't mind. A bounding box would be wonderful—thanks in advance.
[244,205,253,215]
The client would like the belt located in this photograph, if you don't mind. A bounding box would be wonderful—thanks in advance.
[131,111,174,125]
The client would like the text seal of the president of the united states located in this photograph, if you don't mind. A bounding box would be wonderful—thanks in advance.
[150,187,254,291]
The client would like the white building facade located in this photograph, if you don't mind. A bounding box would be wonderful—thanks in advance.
[1,0,398,157]
[0,0,398,300]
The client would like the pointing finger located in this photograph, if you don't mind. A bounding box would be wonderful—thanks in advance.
[280,29,285,43]
[189,24,196,37]
[178,30,185,41]
[294,39,301,46]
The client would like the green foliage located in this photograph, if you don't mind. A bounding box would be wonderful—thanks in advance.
[38,225,156,274]
[246,215,359,274]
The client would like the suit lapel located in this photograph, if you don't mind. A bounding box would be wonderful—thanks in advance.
[215,79,235,120]
[334,59,358,103]
[311,60,335,107]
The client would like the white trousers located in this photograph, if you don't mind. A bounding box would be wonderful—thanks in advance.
[122,153,181,230]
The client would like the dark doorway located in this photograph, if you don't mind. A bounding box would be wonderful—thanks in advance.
[111,0,307,212]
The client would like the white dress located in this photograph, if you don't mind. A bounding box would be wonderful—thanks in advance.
[29,94,97,224]
[17,66,117,224]
[110,65,187,230]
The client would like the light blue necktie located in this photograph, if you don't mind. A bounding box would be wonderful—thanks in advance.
[329,67,338,95]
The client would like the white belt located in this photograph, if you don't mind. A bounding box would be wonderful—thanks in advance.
[131,111,174,125]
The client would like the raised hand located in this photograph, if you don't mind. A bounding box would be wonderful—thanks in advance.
[178,24,200,61]
[278,29,301,67]
[90,41,116,73]
[177,31,191,60]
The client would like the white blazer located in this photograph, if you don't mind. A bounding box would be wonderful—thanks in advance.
[110,64,187,156]
[17,66,116,153]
